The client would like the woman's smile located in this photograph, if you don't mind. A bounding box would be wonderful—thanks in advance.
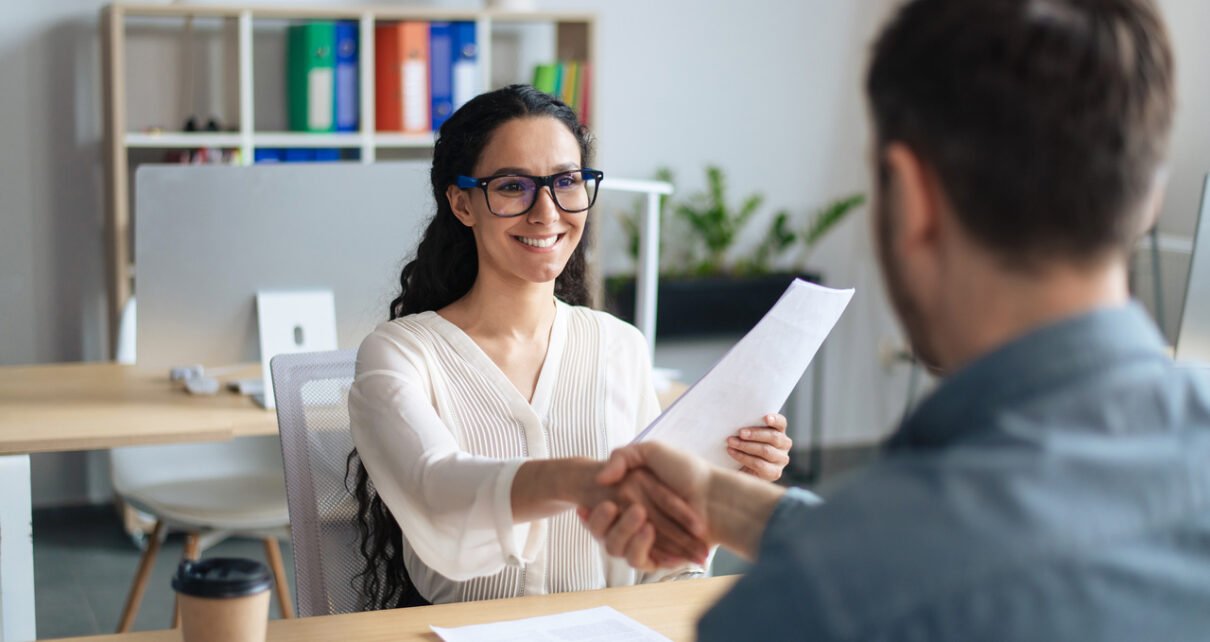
[512,233,564,252]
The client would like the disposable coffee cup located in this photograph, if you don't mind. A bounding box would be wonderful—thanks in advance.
[172,557,274,642]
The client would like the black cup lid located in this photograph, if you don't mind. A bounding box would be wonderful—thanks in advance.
[172,558,274,598]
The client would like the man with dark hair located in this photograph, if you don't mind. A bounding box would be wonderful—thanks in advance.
[581,0,1210,639]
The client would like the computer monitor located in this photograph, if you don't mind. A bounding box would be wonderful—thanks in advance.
[135,162,433,370]
[1174,174,1210,363]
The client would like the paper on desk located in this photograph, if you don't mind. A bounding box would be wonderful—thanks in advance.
[430,606,671,641]
[634,279,854,469]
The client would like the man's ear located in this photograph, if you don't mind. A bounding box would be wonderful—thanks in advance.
[883,143,942,254]
[1137,168,1169,236]
[446,185,476,228]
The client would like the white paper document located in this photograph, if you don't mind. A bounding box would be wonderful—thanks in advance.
[431,606,671,641]
[634,279,854,469]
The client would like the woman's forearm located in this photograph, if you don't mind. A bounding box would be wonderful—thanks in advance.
[511,457,600,523]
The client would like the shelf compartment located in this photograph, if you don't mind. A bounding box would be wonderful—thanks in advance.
[252,132,364,147]
[373,133,437,148]
[124,132,243,148]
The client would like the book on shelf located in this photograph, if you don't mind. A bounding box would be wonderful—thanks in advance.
[377,20,476,134]
[451,21,479,114]
[430,22,455,132]
[287,22,335,132]
[333,22,359,132]
[560,61,578,107]
[376,22,430,134]
[532,61,591,125]
[255,148,346,163]
[282,20,584,136]
[287,21,358,133]
[533,63,557,96]
[578,63,591,125]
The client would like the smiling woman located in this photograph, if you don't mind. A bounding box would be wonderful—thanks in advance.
[444,117,598,292]
[344,85,794,611]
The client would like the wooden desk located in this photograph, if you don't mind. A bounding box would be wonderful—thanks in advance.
[0,362,275,642]
[51,576,736,642]
[0,362,692,641]
[0,362,276,455]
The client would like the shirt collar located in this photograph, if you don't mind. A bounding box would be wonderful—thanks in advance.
[888,302,1169,450]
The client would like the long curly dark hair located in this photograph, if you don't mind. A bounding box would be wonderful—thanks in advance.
[347,85,595,610]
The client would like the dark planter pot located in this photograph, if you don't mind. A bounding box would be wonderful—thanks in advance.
[606,271,822,339]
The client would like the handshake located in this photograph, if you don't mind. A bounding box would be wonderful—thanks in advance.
[574,414,792,572]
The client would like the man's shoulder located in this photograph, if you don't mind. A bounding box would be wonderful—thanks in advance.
[701,434,1210,641]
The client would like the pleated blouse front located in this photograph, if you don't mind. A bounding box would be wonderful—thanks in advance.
[349,301,693,604]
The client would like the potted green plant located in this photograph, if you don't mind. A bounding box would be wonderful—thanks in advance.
[607,166,864,338]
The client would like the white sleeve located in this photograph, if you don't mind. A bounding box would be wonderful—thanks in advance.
[348,330,538,582]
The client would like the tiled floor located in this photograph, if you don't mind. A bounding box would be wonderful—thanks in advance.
[32,444,879,639]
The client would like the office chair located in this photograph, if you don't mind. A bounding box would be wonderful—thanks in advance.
[269,349,364,616]
[111,298,295,631]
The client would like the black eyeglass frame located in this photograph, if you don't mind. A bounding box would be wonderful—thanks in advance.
[455,168,605,218]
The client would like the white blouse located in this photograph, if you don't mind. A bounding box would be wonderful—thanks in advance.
[348,300,701,604]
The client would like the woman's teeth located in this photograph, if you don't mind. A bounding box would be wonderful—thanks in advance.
[516,235,558,248]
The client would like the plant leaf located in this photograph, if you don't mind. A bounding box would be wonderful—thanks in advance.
[805,193,866,248]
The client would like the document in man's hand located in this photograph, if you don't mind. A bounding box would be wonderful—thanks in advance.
[634,279,854,469]
[430,606,671,641]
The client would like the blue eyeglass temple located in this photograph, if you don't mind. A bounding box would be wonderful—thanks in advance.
[455,169,601,189]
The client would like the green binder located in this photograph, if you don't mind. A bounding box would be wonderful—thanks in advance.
[287,22,335,132]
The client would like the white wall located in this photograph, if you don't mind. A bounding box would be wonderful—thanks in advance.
[500,0,914,450]
[0,0,111,506]
[1133,0,1210,341]
[3,0,1209,505]
[1157,0,1210,239]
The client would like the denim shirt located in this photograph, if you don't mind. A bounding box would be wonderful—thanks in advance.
[699,304,1210,641]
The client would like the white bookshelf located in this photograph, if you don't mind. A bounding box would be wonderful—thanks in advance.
[124,132,244,148]
[101,2,597,354]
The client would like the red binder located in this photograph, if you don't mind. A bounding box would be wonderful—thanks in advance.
[578,63,592,126]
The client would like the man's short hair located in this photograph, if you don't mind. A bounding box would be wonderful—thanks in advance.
[867,0,1175,266]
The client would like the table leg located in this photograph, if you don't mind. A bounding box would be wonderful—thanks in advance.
[0,454,35,642]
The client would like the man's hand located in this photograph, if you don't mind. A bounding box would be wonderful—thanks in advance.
[576,464,709,565]
[513,456,708,564]
[578,441,715,571]
[729,413,793,481]
[579,442,787,571]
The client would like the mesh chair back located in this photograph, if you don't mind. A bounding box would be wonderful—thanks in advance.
[270,349,363,616]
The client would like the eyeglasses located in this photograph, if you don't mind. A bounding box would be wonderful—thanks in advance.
[455,169,604,218]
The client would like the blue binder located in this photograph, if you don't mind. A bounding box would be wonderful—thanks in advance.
[452,21,479,110]
[313,148,342,162]
[430,22,455,131]
[254,148,283,164]
[284,149,315,163]
[334,22,359,132]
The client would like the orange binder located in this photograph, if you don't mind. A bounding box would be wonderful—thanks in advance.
[375,22,430,133]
